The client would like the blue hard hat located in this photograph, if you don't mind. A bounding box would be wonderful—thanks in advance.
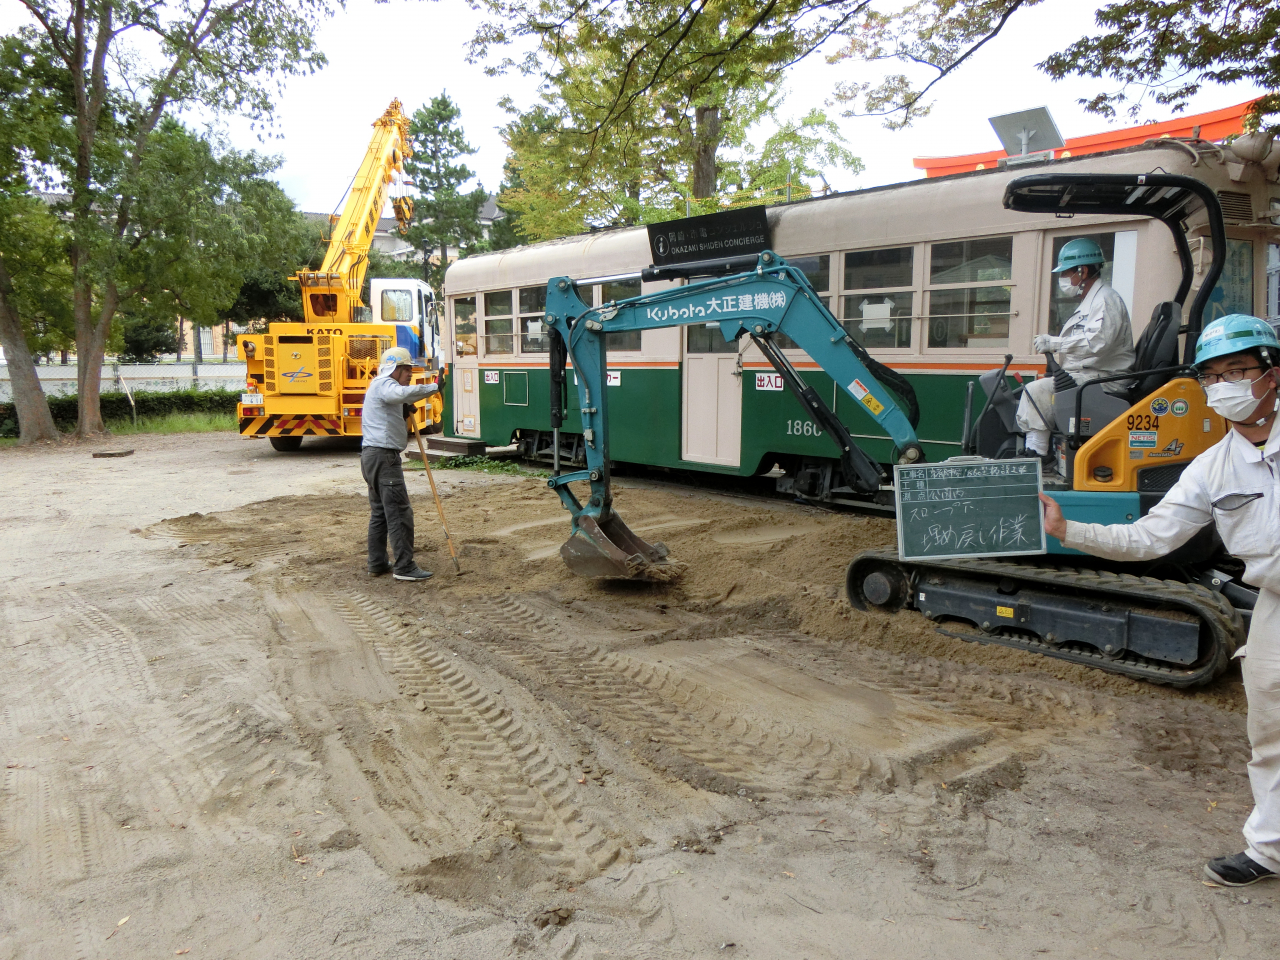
[1194,314,1280,367]
[1053,237,1107,273]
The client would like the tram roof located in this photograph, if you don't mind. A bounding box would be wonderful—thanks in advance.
[445,142,1216,295]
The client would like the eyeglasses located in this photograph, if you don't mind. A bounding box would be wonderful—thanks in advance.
[1196,365,1266,387]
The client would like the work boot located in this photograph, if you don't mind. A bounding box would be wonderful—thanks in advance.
[1204,852,1279,887]
[368,562,392,577]
[393,567,434,582]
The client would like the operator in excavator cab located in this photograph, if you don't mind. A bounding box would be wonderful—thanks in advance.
[1041,314,1280,888]
[360,347,439,583]
[1017,238,1136,467]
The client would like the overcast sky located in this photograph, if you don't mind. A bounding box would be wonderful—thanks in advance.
[5,0,1265,215]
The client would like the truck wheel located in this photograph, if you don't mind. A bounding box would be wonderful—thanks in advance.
[269,436,303,452]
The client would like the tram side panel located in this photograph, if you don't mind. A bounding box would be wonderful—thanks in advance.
[448,350,987,492]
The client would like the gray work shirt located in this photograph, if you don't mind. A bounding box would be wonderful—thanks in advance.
[361,374,436,451]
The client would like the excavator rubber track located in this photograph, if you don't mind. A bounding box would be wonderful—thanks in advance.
[847,547,1244,688]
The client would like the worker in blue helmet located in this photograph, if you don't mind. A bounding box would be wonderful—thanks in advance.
[1017,237,1136,465]
[1042,314,1280,887]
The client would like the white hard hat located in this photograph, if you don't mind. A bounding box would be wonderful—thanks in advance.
[377,346,414,377]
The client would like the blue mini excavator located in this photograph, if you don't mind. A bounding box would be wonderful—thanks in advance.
[540,172,1253,688]
[541,249,924,579]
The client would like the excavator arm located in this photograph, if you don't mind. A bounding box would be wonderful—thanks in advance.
[543,250,923,580]
[294,99,413,324]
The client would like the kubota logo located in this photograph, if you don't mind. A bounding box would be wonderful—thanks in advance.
[283,366,313,383]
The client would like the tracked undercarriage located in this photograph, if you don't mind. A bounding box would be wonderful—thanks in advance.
[847,547,1246,687]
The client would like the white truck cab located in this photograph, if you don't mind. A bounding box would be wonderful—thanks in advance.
[370,277,443,370]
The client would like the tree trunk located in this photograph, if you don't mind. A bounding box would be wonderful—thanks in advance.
[193,321,203,363]
[0,258,59,444]
[72,271,116,437]
[692,105,722,200]
[176,317,183,362]
[222,321,229,362]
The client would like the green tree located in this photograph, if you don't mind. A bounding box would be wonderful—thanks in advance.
[473,3,861,241]
[0,34,77,443]
[8,0,336,437]
[119,315,179,363]
[828,1,1277,131]
[402,93,489,296]
[469,0,855,195]
[497,94,859,242]
[219,214,326,331]
[0,194,72,442]
[487,151,533,251]
[111,119,306,364]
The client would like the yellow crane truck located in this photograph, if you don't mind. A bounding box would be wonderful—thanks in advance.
[236,99,443,451]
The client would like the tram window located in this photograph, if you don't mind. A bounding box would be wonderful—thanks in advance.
[841,247,915,349]
[687,324,738,353]
[519,285,548,353]
[601,279,642,351]
[843,293,913,349]
[483,290,514,355]
[773,255,830,349]
[927,286,1012,349]
[845,248,912,289]
[453,296,477,356]
[791,255,830,294]
[381,289,413,322]
[930,237,1012,284]
[1047,232,1141,334]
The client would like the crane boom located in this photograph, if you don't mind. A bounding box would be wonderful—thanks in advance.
[293,99,413,325]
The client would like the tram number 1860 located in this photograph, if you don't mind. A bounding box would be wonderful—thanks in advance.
[786,419,823,437]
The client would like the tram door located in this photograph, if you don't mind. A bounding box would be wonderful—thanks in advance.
[682,325,741,466]
[451,296,480,436]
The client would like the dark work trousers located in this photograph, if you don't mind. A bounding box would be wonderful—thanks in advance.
[361,446,415,574]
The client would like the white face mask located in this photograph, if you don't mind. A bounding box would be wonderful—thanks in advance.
[1058,275,1083,297]
[1204,374,1273,422]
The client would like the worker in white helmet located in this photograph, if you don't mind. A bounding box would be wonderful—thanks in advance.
[1042,315,1280,888]
[1017,237,1135,466]
[361,346,439,581]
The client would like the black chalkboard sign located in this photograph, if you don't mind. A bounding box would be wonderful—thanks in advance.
[646,206,770,267]
[894,458,1046,561]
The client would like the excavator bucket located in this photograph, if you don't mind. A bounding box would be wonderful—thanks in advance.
[560,513,682,581]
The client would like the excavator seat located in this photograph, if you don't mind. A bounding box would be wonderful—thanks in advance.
[968,301,1186,464]
[1053,300,1184,439]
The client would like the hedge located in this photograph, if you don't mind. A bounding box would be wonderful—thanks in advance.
[0,388,241,435]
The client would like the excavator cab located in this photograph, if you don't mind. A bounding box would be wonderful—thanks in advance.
[966,173,1226,491]
[848,172,1248,686]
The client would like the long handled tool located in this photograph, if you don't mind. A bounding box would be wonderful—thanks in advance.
[411,418,462,575]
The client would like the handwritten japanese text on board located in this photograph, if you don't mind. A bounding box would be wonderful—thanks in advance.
[894,459,1046,561]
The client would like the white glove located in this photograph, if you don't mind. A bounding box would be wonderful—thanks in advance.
[1032,334,1061,354]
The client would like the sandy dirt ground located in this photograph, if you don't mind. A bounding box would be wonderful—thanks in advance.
[0,432,1276,959]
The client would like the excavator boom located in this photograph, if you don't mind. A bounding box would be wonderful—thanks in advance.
[543,250,923,580]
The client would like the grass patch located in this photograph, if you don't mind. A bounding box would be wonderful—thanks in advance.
[0,437,17,448]
[409,454,545,476]
[106,410,237,435]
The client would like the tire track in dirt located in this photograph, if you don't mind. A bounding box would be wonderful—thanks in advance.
[468,596,868,796]
[337,593,624,880]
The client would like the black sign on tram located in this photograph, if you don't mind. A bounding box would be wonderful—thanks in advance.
[646,206,770,268]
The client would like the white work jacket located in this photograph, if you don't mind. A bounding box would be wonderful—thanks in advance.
[1062,412,1280,595]
[1058,281,1135,384]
